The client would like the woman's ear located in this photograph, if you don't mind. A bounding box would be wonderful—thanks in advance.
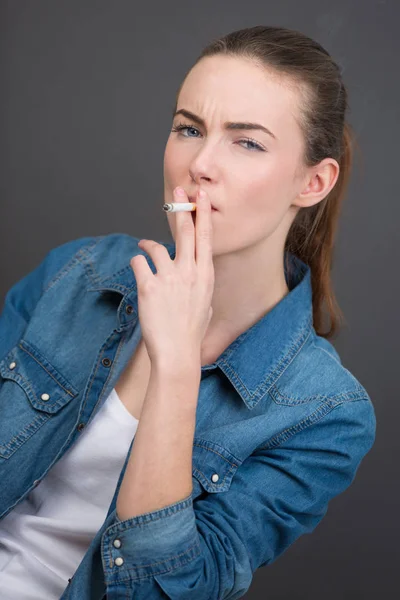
[294,158,340,209]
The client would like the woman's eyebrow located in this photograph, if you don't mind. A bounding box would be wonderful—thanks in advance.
[173,108,277,141]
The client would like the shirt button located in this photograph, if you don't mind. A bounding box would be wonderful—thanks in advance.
[211,473,219,483]
[9,362,16,370]
[113,539,122,548]
[41,393,50,401]
[114,557,124,566]
[125,305,134,314]
[77,423,85,431]
[33,479,41,488]
[102,357,112,367]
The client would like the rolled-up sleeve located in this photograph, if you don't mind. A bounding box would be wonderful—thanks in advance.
[101,397,376,600]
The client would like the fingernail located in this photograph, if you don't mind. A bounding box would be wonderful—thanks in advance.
[199,190,206,198]
[175,187,185,196]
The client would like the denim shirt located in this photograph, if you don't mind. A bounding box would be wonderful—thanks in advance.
[0,233,376,599]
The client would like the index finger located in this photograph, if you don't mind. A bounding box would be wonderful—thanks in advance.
[195,189,213,270]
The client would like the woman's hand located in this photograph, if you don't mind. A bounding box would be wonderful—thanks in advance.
[130,186,215,367]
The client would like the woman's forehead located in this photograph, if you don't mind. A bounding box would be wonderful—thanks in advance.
[178,64,303,147]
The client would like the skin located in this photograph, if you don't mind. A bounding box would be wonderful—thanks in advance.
[163,54,340,353]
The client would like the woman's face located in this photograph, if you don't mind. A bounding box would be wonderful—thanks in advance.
[163,55,309,256]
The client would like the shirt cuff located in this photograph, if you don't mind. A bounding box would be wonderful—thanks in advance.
[101,492,201,585]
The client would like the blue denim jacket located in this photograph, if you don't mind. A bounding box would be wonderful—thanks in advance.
[0,233,376,599]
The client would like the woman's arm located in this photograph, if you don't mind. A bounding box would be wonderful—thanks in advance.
[116,357,201,521]
[115,189,213,521]
[102,395,376,600]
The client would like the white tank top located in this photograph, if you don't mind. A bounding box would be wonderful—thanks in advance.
[0,388,139,599]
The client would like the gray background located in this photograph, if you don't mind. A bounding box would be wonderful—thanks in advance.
[1,1,397,598]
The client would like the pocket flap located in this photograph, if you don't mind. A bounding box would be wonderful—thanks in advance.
[0,339,79,414]
[192,438,241,493]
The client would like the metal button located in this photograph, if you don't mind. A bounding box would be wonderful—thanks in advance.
[114,557,124,566]
[41,393,50,401]
[125,305,134,314]
[211,473,219,483]
[9,362,16,370]
[102,357,112,367]
[77,423,85,431]
[113,539,122,548]
[33,479,40,488]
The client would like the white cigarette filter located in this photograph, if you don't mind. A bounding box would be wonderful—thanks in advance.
[162,202,196,213]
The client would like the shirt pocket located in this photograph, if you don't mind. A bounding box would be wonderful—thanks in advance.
[191,438,241,499]
[0,338,79,459]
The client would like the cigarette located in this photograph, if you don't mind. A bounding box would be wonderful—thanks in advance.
[162,202,196,213]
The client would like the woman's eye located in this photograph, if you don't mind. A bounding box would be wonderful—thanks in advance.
[171,124,200,137]
[171,123,266,152]
[241,139,265,152]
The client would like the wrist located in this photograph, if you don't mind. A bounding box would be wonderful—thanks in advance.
[146,357,201,415]
[150,351,201,379]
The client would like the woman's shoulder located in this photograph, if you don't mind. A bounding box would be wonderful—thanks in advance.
[260,328,376,466]
[273,327,373,409]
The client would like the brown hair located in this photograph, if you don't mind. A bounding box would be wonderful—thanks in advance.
[173,25,358,340]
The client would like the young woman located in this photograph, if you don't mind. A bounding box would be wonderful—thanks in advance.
[0,25,376,599]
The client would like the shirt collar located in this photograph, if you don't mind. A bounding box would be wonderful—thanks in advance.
[88,240,313,411]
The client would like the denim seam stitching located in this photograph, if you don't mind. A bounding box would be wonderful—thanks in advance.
[43,237,102,293]
[270,384,365,405]
[0,412,48,458]
[79,330,121,421]
[17,343,76,398]
[192,466,232,489]
[263,318,313,395]
[219,315,312,407]
[258,396,369,451]
[192,443,238,467]
[114,495,192,528]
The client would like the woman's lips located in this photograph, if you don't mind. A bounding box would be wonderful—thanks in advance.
[188,196,217,211]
